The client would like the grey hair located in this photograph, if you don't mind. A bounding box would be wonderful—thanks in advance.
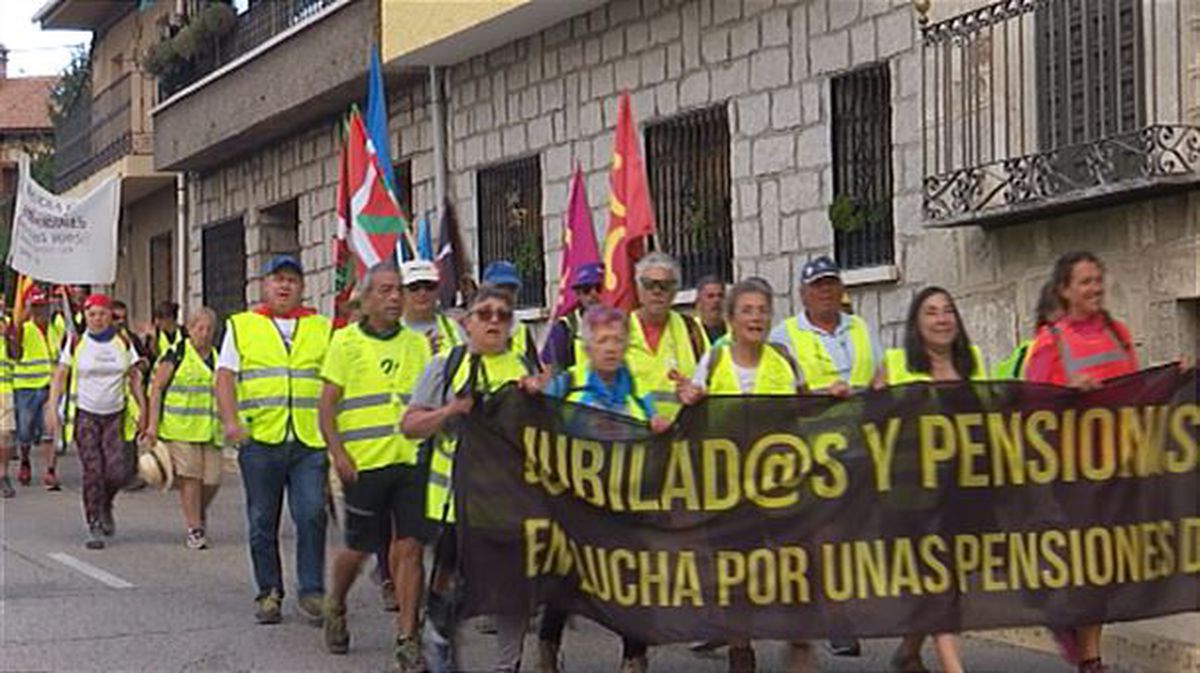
[186,306,218,329]
[634,251,680,283]
[355,262,401,302]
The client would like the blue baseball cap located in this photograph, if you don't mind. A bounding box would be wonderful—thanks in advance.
[799,255,841,285]
[572,262,604,288]
[263,254,303,276]
[483,260,521,289]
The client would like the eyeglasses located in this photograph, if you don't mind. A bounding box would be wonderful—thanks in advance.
[406,281,438,293]
[472,306,514,323]
[639,278,678,293]
[575,284,601,295]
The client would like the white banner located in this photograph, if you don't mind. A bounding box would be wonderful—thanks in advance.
[8,156,120,284]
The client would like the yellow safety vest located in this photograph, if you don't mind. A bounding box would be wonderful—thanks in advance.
[229,312,331,448]
[783,314,875,390]
[0,318,12,395]
[563,364,649,421]
[158,340,217,444]
[705,343,798,395]
[12,321,57,390]
[64,334,139,443]
[329,323,430,471]
[157,329,185,361]
[626,311,707,420]
[884,346,988,385]
[509,321,539,363]
[433,313,464,357]
[426,348,533,523]
[991,339,1033,380]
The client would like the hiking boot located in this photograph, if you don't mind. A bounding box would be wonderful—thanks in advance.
[381,579,399,612]
[298,594,325,623]
[828,638,861,657]
[99,507,115,537]
[17,461,30,486]
[84,522,105,550]
[42,469,61,491]
[728,644,756,673]
[186,528,208,550]
[537,638,562,673]
[0,476,14,498]
[618,655,648,673]
[889,648,929,673]
[255,591,283,624]
[393,633,424,673]
[323,602,350,654]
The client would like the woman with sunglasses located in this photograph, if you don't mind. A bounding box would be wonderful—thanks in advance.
[541,262,606,372]
[403,286,543,673]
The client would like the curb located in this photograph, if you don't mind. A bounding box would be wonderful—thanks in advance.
[969,624,1200,673]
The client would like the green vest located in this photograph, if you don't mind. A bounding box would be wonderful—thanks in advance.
[158,340,217,444]
[991,339,1032,380]
[426,348,533,523]
[705,343,798,395]
[229,312,331,448]
[783,314,874,390]
[65,335,139,443]
[331,324,431,471]
[884,346,988,385]
[626,311,707,421]
[12,321,57,390]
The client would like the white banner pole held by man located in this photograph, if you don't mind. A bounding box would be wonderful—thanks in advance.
[8,154,120,285]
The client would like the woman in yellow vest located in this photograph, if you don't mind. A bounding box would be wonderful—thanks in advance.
[45,294,146,550]
[143,307,220,550]
[878,286,985,673]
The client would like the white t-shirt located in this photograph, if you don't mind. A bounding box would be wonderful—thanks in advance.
[60,333,139,415]
[216,317,296,373]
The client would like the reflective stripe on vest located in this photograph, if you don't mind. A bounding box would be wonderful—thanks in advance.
[784,314,874,390]
[425,350,533,523]
[65,335,138,443]
[626,311,704,421]
[706,344,798,395]
[12,321,57,390]
[230,312,331,447]
[1048,323,1135,381]
[884,346,987,385]
[158,340,216,444]
[331,324,430,471]
[563,364,649,421]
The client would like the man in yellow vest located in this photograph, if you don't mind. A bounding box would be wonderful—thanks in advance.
[151,300,186,363]
[400,259,464,358]
[215,254,331,625]
[0,294,14,498]
[318,263,432,670]
[626,252,709,421]
[8,288,61,490]
[539,261,604,372]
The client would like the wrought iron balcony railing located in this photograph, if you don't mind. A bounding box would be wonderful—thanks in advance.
[920,0,1200,226]
[54,74,135,192]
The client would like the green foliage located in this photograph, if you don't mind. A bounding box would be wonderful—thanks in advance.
[828,194,889,234]
[142,1,236,78]
[48,48,91,124]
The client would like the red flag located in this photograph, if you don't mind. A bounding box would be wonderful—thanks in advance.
[551,163,601,319]
[601,92,656,311]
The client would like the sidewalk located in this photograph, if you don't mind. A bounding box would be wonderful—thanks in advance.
[972,613,1200,673]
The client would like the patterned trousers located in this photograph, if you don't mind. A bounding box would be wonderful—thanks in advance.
[75,410,125,525]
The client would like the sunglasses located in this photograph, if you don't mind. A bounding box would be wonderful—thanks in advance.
[472,306,514,323]
[406,281,438,292]
[574,284,601,295]
[639,278,678,293]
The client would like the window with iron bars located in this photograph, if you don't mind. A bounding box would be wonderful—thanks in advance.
[202,216,247,326]
[477,156,545,308]
[644,105,733,289]
[830,63,895,270]
[393,160,414,219]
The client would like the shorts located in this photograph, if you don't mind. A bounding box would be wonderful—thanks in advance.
[165,441,223,486]
[14,387,49,446]
[343,463,431,552]
[0,390,14,435]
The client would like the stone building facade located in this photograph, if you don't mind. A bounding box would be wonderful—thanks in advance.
[164,0,1199,366]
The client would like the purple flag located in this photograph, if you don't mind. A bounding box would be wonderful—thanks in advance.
[551,163,602,319]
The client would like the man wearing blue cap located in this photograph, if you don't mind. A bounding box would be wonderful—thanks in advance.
[481,260,538,363]
[540,261,605,371]
[215,254,332,625]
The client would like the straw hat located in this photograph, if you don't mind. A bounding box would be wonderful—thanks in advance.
[138,441,175,491]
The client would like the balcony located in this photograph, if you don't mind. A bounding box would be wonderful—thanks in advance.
[54,73,156,192]
[920,0,1200,227]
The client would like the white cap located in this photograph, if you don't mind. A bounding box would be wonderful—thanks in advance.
[400,260,440,285]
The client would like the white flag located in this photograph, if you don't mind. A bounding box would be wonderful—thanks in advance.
[8,155,120,284]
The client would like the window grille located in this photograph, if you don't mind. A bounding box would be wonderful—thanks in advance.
[202,217,247,324]
[477,156,545,308]
[393,160,414,219]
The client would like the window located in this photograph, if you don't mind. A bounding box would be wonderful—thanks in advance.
[259,198,299,258]
[644,105,732,288]
[393,160,414,219]
[149,232,173,313]
[202,217,247,324]
[830,63,894,269]
[477,156,545,308]
[1036,0,1142,150]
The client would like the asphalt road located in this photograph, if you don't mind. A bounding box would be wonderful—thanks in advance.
[1,454,1124,672]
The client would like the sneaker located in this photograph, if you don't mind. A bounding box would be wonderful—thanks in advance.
[255,591,283,624]
[297,594,325,623]
[393,634,424,673]
[381,579,399,612]
[186,528,208,550]
[42,470,61,491]
[16,461,30,486]
[618,656,648,673]
[689,640,725,655]
[99,507,115,537]
[84,523,105,550]
[828,637,861,657]
[323,602,350,654]
[0,476,14,498]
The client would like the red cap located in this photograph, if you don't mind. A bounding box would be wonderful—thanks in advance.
[26,288,49,305]
[83,294,112,310]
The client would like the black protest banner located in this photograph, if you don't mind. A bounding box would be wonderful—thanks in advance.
[455,366,1200,643]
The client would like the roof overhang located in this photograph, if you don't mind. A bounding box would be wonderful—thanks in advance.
[34,0,127,31]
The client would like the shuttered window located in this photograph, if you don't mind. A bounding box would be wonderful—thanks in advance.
[477,156,545,308]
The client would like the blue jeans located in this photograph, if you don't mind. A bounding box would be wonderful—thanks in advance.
[238,441,327,600]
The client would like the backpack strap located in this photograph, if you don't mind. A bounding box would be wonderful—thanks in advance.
[560,315,578,369]
[440,345,469,401]
[704,345,724,388]
[682,314,706,360]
